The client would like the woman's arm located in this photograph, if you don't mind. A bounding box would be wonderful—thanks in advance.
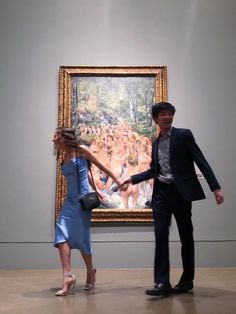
[79,145,122,187]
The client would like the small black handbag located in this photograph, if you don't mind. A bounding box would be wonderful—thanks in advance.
[79,191,100,211]
[76,156,101,211]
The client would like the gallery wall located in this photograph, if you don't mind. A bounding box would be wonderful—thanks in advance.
[0,0,235,268]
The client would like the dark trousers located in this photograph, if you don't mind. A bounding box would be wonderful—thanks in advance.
[152,182,194,284]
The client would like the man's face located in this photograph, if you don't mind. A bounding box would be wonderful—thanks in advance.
[154,109,174,130]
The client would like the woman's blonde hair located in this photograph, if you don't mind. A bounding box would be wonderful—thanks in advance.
[55,127,82,150]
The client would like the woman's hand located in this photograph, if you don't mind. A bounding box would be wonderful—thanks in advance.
[120,177,132,191]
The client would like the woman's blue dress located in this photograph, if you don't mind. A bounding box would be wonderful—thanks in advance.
[54,157,92,254]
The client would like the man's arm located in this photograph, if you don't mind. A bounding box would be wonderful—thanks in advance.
[184,129,224,204]
[122,140,156,186]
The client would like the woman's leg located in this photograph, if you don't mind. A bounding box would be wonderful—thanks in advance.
[55,242,76,295]
[81,251,96,289]
[58,242,72,273]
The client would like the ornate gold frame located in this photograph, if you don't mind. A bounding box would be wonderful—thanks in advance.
[56,66,168,223]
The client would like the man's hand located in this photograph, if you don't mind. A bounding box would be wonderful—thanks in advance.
[213,189,224,205]
[121,177,132,191]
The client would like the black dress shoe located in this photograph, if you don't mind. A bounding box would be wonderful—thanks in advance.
[145,283,172,296]
[172,281,193,294]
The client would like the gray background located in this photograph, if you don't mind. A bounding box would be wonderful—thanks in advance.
[0,0,235,269]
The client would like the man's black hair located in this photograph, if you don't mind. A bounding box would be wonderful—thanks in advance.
[152,102,176,118]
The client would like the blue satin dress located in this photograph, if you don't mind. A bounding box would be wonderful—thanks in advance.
[54,157,92,254]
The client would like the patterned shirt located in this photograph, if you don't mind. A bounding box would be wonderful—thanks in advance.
[157,127,174,183]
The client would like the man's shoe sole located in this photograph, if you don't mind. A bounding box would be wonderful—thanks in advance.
[145,289,171,296]
[172,287,193,294]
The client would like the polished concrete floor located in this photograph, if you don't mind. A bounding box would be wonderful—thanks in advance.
[0,268,235,314]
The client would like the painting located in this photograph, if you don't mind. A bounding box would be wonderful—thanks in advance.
[56,66,168,223]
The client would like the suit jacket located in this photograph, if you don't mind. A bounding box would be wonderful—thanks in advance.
[132,127,221,202]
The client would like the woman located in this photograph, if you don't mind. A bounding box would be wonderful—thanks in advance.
[52,127,122,296]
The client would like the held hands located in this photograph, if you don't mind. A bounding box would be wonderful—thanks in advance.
[115,179,129,191]
[112,177,132,192]
[213,189,224,205]
[120,177,132,191]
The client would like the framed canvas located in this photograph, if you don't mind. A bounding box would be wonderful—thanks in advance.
[56,66,168,223]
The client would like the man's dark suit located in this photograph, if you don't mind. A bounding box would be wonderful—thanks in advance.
[131,127,221,284]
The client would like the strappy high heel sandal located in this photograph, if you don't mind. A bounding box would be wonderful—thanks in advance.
[55,272,76,296]
[84,268,97,290]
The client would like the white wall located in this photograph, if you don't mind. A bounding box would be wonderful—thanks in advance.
[0,0,235,269]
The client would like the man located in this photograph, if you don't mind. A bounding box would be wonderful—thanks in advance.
[122,102,224,296]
